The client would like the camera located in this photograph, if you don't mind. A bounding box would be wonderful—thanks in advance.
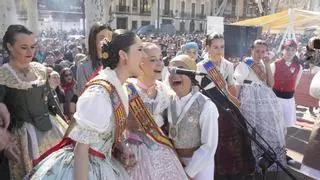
[303,37,320,66]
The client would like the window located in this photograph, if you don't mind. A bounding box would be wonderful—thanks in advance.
[133,0,138,12]
[181,1,185,13]
[133,0,138,7]
[132,21,138,30]
[201,4,205,15]
[164,0,170,12]
[140,0,150,12]
[191,3,195,17]
[119,0,126,6]
[141,21,150,26]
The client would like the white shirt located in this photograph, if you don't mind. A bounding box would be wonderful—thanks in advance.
[173,92,219,178]
[234,61,265,85]
[197,59,235,90]
[310,70,320,101]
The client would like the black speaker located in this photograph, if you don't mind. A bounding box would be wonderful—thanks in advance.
[224,25,262,58]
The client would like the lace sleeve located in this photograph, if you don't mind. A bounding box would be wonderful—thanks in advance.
[68,124,100,144]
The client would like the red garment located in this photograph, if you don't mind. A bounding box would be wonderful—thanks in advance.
[88,66,103,82]
[61,82,75,93]
[273,58,301,92]
[32,138,105,167]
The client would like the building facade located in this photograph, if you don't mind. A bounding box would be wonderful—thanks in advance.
[109,0,263,33]
[6,0,266,35]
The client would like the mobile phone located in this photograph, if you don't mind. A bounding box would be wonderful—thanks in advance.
[313,39,320,49]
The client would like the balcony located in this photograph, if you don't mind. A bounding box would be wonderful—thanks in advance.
[179,12,207,19]
[162,10,174,17]
[140,10,151,16]
[196,13,206,19]
[116,5,130,14]
[180,12,188,18]
[132,6,138,13]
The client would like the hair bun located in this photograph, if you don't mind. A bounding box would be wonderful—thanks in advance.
[101,38,113,60]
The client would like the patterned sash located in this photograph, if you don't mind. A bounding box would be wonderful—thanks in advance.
[125,82,175,150]
[32,79,126,166]
[203,60,240,107]
[244,58,266,82]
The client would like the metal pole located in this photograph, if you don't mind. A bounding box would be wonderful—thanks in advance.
[82,0,86,36]
[157,0,160,33]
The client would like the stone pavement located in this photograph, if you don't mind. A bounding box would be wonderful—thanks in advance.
[258,70,319,179]
[284,106,318,180]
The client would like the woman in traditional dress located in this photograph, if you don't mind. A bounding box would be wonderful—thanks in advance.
[25,29,143,180]
[196,33,255,179]
[0,24,68,180]
[123,42,188,180]
[234,39,286,172]
[75,22,112,95]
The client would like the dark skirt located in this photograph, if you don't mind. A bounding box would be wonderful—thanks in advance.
[202,87,255,176]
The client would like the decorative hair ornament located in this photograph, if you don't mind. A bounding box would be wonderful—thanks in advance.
[101,38,113,60]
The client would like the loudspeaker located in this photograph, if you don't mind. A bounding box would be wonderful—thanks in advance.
[224,25,262,58]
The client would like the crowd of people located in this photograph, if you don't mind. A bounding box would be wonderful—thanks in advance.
[0,22,319,180]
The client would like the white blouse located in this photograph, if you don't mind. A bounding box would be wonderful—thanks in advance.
[234,60,265,85]
[71,68,129,135]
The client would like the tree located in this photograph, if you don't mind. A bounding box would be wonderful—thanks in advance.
[0,0,18,37]
[84,0,109,34]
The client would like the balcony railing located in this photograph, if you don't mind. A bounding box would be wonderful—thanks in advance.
[140,10,151,16]
[179,12,207,19]
[196,13,206,19]
[116,5,130,14]
[162,10,174,17]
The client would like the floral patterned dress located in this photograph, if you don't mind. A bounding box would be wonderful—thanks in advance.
[25,68,130,180]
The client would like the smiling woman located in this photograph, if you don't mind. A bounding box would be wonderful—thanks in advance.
[0,24,68,180]
[122,43,188,180]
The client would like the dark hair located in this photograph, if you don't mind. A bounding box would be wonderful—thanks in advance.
[100,29,137,69]
[206,33,224,46]
[53,49,61,56]
[88,23,112,70]
[251,39,268,49]
[3,24,33,54]
[60,68,74,85]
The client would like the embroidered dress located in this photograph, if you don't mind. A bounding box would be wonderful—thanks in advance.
[24,68,130,180]
[0,62,68,180]
[234,60,287,172]
[124,78,188,180]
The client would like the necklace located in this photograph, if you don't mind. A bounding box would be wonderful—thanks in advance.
[136,79,157,98]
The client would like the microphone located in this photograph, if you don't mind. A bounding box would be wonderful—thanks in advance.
[169,67,207,77]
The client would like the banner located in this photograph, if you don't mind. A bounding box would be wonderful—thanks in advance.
[207,16,224,34]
